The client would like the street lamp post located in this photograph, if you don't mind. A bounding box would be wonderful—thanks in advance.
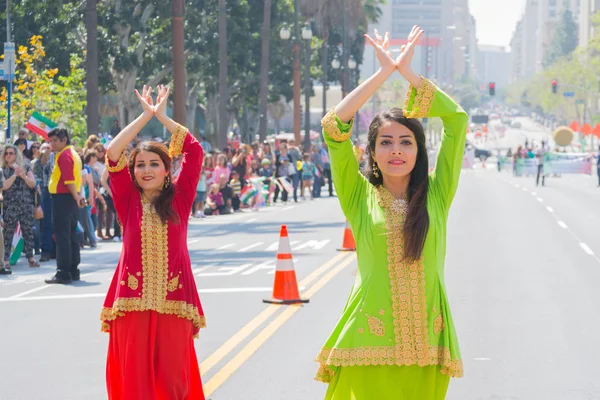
[302,23,312,152]
[348,56,357,138]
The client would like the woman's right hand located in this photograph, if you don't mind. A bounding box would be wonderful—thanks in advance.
[134,85,155,117]
[364,29,396,75]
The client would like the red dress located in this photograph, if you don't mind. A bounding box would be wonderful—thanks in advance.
[100,125,206,400]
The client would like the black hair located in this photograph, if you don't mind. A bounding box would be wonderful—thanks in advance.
[47,128,71,145]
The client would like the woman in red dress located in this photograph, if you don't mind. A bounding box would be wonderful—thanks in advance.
[100,85,206,400]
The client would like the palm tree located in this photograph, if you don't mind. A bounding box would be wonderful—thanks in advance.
[86,0,99,135]
[218,0,228,148]
[257,0,273,141]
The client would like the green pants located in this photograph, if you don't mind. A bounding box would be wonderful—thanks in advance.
[325,365,450,400]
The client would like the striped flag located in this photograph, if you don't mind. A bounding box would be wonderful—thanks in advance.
[277,177,294,193]
[239,186,258,204]
[25,112,57,140]
[9,223,24,266]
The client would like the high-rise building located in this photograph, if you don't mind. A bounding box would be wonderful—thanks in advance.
[535,0,580,71]
[509,20,524,82]
[477,45,510,88]
[579,0,600,48]
[360,0,472,84]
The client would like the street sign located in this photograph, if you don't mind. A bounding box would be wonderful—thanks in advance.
[3,42,15,81]
[563,91,575,97]
[576,99,585,105]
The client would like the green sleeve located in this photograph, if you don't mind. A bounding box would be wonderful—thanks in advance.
[321,109,368,221]
[404,78,468,212]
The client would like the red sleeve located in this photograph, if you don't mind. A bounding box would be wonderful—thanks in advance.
[106,153,136,227]
[58,151,75,184]
[171,126,203,215]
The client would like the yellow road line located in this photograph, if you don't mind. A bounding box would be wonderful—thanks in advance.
[203,254,356,397]
[199,252,351,375]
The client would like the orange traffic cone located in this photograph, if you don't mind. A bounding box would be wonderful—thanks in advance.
[263,225,309,305]
[337,220,356,252]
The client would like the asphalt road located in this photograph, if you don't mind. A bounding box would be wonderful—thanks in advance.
[2,156,600,399]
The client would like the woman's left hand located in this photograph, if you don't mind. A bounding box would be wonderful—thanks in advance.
[395,25,424,75]
[154,85,171,118]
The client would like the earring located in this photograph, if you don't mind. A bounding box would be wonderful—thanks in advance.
[373,163,380,178]
[164,176,171,189]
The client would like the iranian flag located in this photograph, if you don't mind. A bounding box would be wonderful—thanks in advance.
[25,112,57,140]
[239,185,258,205]
[9,223,24,266]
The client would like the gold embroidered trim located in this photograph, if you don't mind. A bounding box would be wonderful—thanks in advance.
[314,345,463,382]
[321,108,353,142]
[167,275,180,292]
[403,76,437,119]
[315,364,336,383]
[434,313,444,334]
[106,153,127,173]
[169,124,188,158]
[100,194,206,332]
[127,273,139,291]
[100,299,207,332]
[365,313,386,337]
[314,184,463,381]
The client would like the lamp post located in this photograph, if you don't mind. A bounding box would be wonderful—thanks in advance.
[348,56,357,138]
[301,23,313,152]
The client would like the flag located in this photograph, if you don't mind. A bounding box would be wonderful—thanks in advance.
[9,223,24,266]
[240,186,258,204]
[25,112,57,140]
[277,177,294,193]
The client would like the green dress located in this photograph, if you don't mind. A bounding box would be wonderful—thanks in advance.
[315,77,467,400]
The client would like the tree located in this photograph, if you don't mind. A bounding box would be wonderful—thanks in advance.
[0,36,87,144]
[257,0,273,141]
[86,0,100,135]
[543,7,579,67]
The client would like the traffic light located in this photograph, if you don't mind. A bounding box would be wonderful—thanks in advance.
[488,82,495,96]
[552,79,557,94]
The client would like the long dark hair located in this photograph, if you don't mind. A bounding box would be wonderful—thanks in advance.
[128,142,179,224]
[364,108,429,262]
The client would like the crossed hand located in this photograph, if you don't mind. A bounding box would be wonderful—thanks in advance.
[364,25,425,75]
[134,84,171,117]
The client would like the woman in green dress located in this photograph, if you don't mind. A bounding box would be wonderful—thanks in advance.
[315,26,467,400]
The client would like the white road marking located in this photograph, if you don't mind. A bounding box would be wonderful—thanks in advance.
[241,260,276,276]
[237,242,264,252]
[210,244,236,253]
[522,187,528,191]
[282,206,296,211]
[537,197,543,202]
[580,243,595,256]
[515,184,520,188]
[292,239,331,251]
[557,221,568,229]
[196,263,253,277]
[9,285,51,299]
[531,192,537,196]
[0,286,309,302]
[546,206,554,213]
[243,218,258,224]
[474,357,491,361]
[188,239,200,245]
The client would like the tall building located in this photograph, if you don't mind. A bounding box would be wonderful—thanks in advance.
[509,20,524,82]
[477,45,510,88]
[579,0,600,47]
[535,0,580,71]
[360,0,474,84]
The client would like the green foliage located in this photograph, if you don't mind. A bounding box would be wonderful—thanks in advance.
[543,7,579,67]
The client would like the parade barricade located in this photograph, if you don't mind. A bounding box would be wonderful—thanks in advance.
[498,156,514,172]
[543,152,593,175]
[515,158,538,176]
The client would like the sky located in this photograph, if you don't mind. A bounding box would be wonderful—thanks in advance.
[468,0,526,48]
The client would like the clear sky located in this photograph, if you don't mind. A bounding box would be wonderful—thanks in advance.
[469,0,526,48]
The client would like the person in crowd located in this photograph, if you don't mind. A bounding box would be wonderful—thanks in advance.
[274,142,292,204]
[1,144,39,272]
[34,143,56,262]
[287,139,302,202]
[14,138,32,165]
[228,170,242,211]
[301,153,315,200]
[205,183,224,216]
[44,128,84,284]
[315,27,465,399]
[101,85,206,399]
[194,157,208,218]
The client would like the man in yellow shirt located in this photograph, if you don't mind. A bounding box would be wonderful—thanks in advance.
[45,128,85,285]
